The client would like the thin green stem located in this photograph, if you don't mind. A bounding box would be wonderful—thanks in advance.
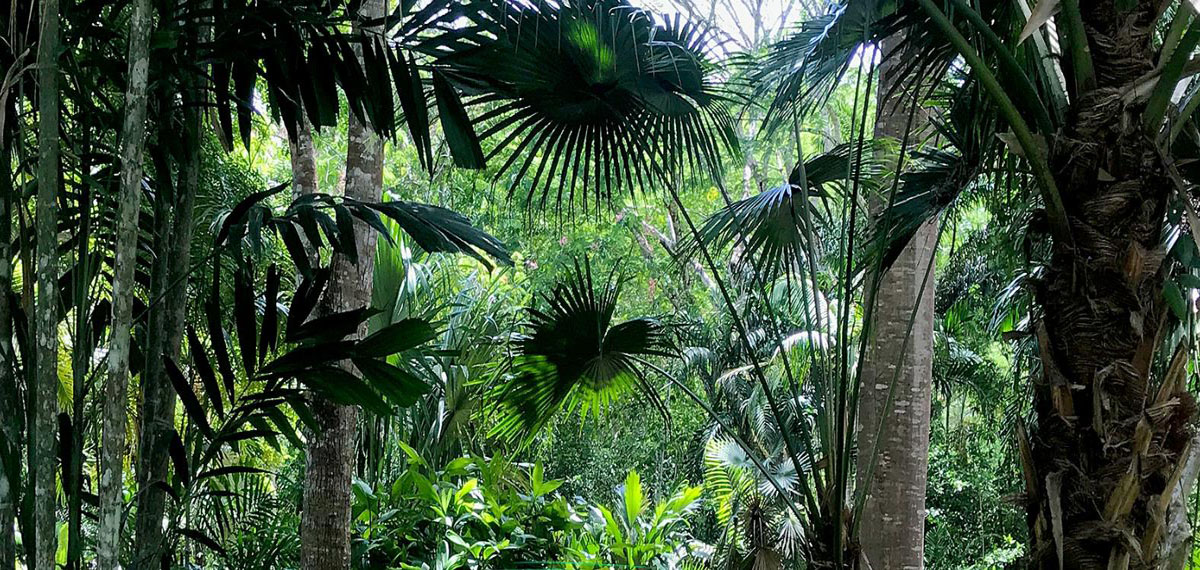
[918,0,1071,246]
[947,0,1054,135]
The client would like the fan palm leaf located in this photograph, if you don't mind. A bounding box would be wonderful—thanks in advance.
[682,143,879,280]
[489,258,675,442]
[751,0,1033,137]
[413,0,738,211]
[866,77,1002,270]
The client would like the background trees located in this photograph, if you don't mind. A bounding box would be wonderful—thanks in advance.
[5,0,1200,568]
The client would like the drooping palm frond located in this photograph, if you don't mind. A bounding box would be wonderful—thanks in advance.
[866,77,1002,270]
[202,0,402,148]
[412,0,738,211]
[751,0,1034,137]
[488,258,675,442]
[681,143,878,280]
[749,1,881,135]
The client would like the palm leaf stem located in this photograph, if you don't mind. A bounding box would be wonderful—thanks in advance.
[790,114,830,498]
[833,44,876,566]
[916,0,1071,245]
[1146,21,1200,136]
[946,0,1053,135]
[1058,0,1095,91]
[665,182,823,526]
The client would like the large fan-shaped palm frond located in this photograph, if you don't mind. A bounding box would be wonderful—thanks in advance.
[488,258,675,441]
[681,143,878,280]
[414,0,738,211]
[749,1,881,135]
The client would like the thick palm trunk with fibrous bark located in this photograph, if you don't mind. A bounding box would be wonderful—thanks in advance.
[855,35,936,570]
[1025,3,1199,568]
[98,0,153,565]
[299,2,384,567]
[32,0,61,566]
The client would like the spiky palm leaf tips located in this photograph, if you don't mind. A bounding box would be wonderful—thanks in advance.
[489,259,674,442]
[416,0,738,211]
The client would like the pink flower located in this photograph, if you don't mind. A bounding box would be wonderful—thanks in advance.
[559,236,568,246]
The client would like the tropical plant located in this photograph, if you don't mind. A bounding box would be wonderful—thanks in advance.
[488,258,676,442]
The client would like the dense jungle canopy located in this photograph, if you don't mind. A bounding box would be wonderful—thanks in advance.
[3,0,1200,568]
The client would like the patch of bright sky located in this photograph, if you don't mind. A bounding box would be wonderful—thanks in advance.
[632,0,811,52]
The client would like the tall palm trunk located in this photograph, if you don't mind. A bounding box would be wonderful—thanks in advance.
[1026,3,1199,568]
[132,43,201,570]
[32,0,61,566]
[98,0,154,565]
[299,2,384,567]
[0,146,17,570]
[855,35,935,570]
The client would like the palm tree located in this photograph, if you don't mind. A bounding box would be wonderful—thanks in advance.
[298,1,387,567]
[755,0,1200,566]
[98,0,154,565]
[32,0,62,565]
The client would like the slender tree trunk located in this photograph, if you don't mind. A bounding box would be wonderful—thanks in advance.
[65,145,91,570]
[291,117,318,198]
[0,145,17,570]
[131,122,176,570]
[98,0,154,565]
[32,0,61,566]
[1026,3,1198,568]
[132,55,200,570]
[855,34,935,570]
[299,2,383,566]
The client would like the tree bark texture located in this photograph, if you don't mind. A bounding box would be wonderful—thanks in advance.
[299,1,384,567]
[290,117,319,198]
[855,34,935,570]
[98,0,154,565]
[1026,3,1198,568]
[33,0,61,566]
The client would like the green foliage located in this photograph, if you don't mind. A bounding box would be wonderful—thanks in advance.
[348,447,705,569]
[489,258,675,442]
[924,423,1026,569]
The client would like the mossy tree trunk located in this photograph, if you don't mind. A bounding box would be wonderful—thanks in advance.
[97,0,154,565]
[32,0,61,566]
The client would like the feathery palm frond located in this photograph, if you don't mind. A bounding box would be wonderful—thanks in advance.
[752,0,1033,137]
[489,258,675,442]
[414,0,738,211]
[750,1,881,135]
